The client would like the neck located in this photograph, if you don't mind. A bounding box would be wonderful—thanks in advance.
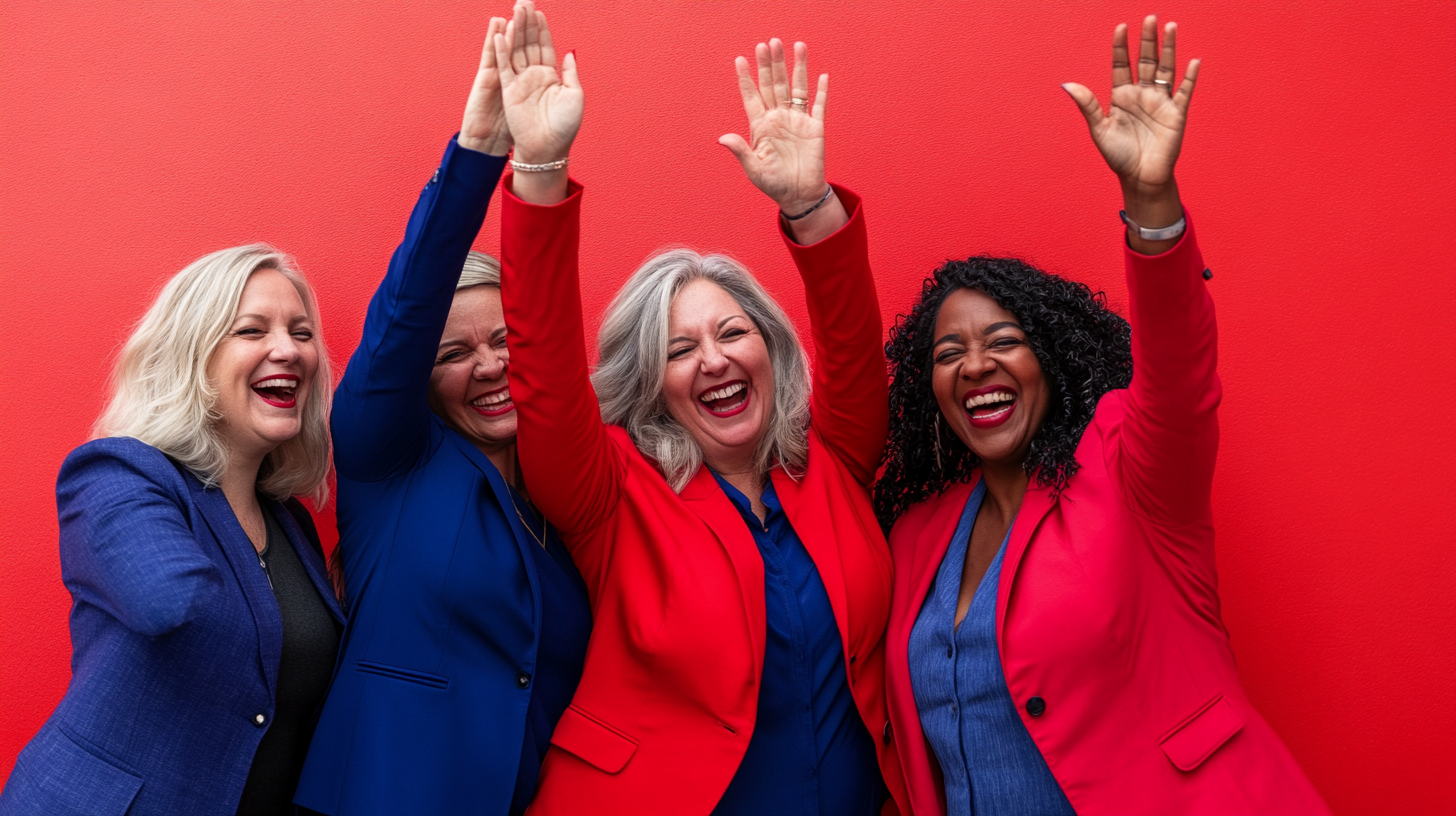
[483,441,519,489]
[219,448,266,517]
[705,451,763,503]
[978,456,1031,524]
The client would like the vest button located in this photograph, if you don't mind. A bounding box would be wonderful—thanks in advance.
[516,672,531,689]
[1027,696,1047,717]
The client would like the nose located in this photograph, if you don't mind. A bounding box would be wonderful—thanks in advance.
[960,345,997,381]
[698,340,729,376]
[472,345,508,380]
[267,328,302,363]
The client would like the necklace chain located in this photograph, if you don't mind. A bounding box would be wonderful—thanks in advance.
[511,496,546,549]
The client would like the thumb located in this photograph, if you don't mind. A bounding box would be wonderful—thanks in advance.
[561,50,581,90]
[1061,83,1103,131]
[718,133,752,165]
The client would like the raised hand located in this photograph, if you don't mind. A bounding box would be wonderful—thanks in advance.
[1063,16,1199,195]
[720,39,845,242]
[459,16,512,157]
[494,1,582,166]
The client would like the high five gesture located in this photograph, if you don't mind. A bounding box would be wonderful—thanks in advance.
[1063,16,1200,253]
[495,1,581,205]
[720,39,848,244]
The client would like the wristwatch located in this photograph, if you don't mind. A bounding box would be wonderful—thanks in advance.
[1119,210,1186,242]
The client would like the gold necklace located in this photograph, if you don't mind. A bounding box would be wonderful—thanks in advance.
[511,496,546,549]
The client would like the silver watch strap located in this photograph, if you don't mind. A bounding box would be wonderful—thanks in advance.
[1120,210,1187,241]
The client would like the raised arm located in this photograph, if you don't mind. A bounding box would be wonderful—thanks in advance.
[1065,17,1216,525]
[331,18,510,482]
[720,40,886,483]
[493,3,622,548]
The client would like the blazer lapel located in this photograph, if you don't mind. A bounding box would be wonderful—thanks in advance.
[995,481,1057,651]
[679,466,767,675]
[267,499,346,625]
[183,475,282,696]
[909,478,980,619]
[443,424,543,606]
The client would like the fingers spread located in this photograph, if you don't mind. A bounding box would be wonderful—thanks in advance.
[792,41,809,105]
[770,39,790,107]
[1111,23,1132,86]
[755,42,775,107]
[734,55,766,119]
[811,73,828,121]
[1137,15,1159,84]
[1156,22,1177,89]
[1174,58,1200,111]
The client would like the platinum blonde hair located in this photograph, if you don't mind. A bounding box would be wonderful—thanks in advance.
[94,244,333,502]
[592,249,811,492]
[457,250,501,290]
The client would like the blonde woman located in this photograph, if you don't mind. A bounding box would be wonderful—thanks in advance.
[0,245,344,816]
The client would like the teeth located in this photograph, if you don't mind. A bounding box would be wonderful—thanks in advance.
[700,382,746,402]
[254,378,296,390]
[473,389,511,406]
[964,391,1016,409]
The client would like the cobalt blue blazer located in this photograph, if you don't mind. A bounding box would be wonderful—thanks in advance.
[0,437,344,816]
[295,139,590,816]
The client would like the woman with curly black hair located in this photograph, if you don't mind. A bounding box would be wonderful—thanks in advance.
[878,16,1330,816]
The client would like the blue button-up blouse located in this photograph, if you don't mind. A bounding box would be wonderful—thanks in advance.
[906,480,1075,816]
[710,472,884,816]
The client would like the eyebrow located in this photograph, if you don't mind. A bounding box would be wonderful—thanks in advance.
[933,321,1023,348]
[234,313,311,324]
[669,315,744,345]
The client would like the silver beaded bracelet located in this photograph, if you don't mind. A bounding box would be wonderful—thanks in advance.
[510,157,569,173]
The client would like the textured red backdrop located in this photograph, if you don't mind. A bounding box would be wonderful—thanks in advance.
[2,2,1453,813]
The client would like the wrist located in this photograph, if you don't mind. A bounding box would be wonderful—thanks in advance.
[1120,179,1182,229]
[778,184,832,218]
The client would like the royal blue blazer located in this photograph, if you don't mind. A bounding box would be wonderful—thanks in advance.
[295,139,591,816]
[0,437,345,816]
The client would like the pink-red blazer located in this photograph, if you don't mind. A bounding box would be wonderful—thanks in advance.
[501,181,910,816]
[884,218,1330,816]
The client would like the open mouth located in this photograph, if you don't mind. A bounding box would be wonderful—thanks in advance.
[470,386,515,417]
[964,387,1017,428]
[698,380,750,418]
[251,375,299,409]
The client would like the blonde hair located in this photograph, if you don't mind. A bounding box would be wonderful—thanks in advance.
[592,249,811,492]
[458,250,501,290]
[94,244,333,502]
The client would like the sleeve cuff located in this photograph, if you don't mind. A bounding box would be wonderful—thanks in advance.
[1123,208,1200,266]
[502,173,585,210]
[780,184,866,261]
[437,134,510,188]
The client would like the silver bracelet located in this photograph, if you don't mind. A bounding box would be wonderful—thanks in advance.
[510,156,569,173]
[782,185,834,221]
[1119,210,1186,242]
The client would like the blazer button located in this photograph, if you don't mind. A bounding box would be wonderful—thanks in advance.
[1026,696,1047,717]
[253,713,267,727]
[1202,267,1213,280]
[516,672,531,689]
[882,720,893,745]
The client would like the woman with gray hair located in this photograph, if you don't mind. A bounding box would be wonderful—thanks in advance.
[294,12,590,816]
[495,9,906,814]
[0,244,345,816]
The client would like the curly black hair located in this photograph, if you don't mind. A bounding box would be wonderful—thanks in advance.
[875,256,1133,532]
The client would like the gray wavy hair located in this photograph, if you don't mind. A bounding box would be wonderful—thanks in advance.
[592,249,811,492]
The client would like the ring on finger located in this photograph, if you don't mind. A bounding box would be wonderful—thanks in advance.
[791,97,808,110]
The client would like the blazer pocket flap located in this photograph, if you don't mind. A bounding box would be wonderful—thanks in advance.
[11,725,144,815]
[550,705,639,774]
[1159,695,1245,771]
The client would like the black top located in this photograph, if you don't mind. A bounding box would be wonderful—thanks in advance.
[236,505,341,816]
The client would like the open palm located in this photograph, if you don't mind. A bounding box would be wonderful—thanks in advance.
[494,2,581,165]
[720,40,829,212]
[1064,16,1200,191]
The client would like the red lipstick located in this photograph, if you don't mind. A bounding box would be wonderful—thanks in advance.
[962,383,1019,429]
[250,374,300,409]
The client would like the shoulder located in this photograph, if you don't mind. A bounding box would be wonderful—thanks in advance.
[58,437,191,505]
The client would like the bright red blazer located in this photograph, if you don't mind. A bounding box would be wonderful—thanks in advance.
[501,181,910,816]
[884,218,1331,816]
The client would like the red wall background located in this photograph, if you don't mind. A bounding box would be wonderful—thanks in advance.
[2,2,1453,812]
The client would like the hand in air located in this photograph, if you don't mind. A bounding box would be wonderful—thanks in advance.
[494,0,582,165]
[459,16,512,157]
[1062,16,1200,193]
[719,39,830,215]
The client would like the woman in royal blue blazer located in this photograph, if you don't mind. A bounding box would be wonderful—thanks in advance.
[0,245,345,816]
[293,13,591,816]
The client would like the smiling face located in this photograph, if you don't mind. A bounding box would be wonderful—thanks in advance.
[207,268,320,463]
[931,287,1050,469]
[663,279,775,473]
[428,285,516,456]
